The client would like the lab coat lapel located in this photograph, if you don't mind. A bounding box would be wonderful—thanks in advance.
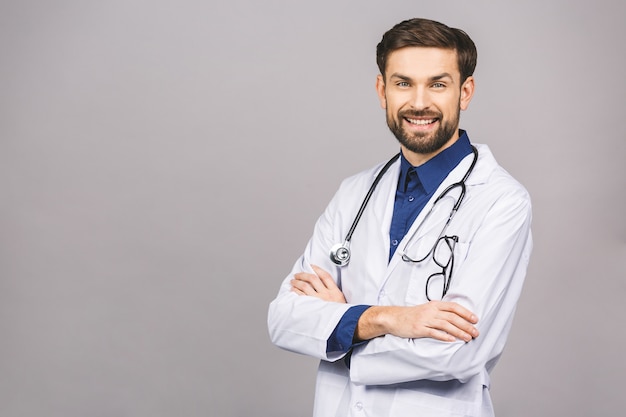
[377,162,401,250]
[371,159,401,259]
[350,157,400,293]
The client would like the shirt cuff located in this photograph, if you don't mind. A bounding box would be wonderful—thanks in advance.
[326,305,371,354]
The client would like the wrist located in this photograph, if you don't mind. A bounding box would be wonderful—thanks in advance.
[355,306,394,341]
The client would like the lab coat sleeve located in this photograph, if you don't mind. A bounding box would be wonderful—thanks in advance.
[349,184,533,385]
[267,180,362,362]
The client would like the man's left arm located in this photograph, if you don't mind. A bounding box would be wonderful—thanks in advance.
[348,188,532,385]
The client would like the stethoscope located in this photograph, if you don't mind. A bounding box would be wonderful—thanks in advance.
[329,146,478,267]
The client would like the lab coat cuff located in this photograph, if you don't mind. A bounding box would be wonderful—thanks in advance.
[326,305,371,354]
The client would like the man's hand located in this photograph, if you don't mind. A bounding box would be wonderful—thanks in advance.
[356,302,479,343]
[291,265,346,303]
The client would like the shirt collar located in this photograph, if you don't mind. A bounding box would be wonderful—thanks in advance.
[398,130,473,194]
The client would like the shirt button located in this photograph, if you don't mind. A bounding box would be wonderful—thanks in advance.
[408,195,415,202]
[355,402,363,411]
[391,239,398,246]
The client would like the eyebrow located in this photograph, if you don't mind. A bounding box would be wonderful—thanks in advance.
[388,72,455,84]
[429,73,454,82]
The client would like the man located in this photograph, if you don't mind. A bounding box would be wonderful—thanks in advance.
[268,18,532,417]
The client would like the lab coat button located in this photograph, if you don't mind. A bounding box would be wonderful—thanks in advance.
[355,402,363,411]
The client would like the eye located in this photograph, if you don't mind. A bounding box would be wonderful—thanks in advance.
[396,81,410,88]
[432,82,446,89]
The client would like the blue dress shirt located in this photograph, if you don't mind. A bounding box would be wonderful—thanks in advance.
[326,131,473,355]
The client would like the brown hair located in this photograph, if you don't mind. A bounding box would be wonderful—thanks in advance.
[376,18,477,83]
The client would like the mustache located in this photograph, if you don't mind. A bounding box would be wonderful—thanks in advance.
[399,109,442,119]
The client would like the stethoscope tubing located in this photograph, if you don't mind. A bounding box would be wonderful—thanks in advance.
[329,153,399,265]
[343,153,400,244]
[330,146,478,266]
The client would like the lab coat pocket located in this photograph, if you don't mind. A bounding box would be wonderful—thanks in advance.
[401,231,441,305]
[402,235,471,305]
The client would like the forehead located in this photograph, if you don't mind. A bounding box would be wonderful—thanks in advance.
[385,47,460,81]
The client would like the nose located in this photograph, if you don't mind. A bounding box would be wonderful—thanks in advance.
[410,86,431,110]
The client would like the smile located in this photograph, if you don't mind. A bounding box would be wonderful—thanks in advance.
[405,117,437,126]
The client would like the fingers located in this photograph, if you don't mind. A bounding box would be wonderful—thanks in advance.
[438,301,479,324]
[423,327,458,343]
[408,301,478,342]
[290,265,347,303]
[432,314,479,342]
[311,264,339,290]
[432,302,479,342]
[291,265,338,294]
[291,286,306,296]
[291,272,323,295]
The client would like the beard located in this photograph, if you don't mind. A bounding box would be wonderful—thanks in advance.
[386,106,460,155]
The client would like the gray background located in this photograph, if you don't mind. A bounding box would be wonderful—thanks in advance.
[1,0,624,416]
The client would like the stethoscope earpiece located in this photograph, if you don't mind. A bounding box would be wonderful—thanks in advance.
[329,243,351,266]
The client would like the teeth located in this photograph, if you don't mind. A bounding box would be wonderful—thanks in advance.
[406,118,435,125]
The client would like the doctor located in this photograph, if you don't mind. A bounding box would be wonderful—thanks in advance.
[268,18,532,417]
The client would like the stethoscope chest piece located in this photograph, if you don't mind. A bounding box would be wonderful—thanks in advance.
[329,243,351,266]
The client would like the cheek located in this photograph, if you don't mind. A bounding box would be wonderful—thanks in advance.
[384,97,405,114]
[440,95,462,115]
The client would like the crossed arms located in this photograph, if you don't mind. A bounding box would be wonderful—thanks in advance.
[268,162,532,384]
[291,264,479,344]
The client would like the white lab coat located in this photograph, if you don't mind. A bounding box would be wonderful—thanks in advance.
[268,143,532,417]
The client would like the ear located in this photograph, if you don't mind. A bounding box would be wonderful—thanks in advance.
[375,74,387,109]
[459,76,475,111]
